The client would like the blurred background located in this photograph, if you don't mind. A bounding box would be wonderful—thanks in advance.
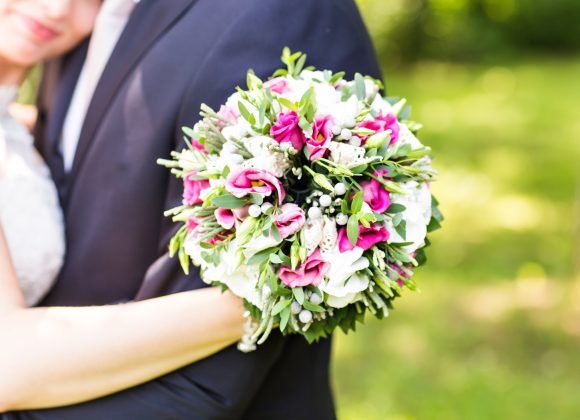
[333,0,580,419]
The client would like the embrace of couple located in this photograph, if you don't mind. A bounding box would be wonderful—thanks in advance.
[0,0,381,418]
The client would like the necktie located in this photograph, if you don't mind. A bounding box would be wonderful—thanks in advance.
[60,0,138,172]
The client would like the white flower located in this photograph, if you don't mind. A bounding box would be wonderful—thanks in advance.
[240,136,291,177]
[320,216,338,252]
[203,240,263,308]
[320,245,370,308]
[328,142,366,167]
[370,95,395,115]
[323,272,369,309]
[396,124,424,151]
[242,233,281,259]
[319,94,360,128]
[301,216,324,254]
[183,232,204,266]
[387,181,432,253]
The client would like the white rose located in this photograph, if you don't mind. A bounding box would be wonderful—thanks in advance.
[203,243,263,308]
[387,181,432,252]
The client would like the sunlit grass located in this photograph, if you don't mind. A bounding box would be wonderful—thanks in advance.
[334,56,580,420]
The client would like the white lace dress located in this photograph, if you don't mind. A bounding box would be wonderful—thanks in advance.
[0,86,65,306]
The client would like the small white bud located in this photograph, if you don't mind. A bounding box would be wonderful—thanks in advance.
[312,201,319,207]
[332,125,342,136]
[334,183,346,196]
[248,204,262,218]
[340,128,352,141]
[345,117,356,128]
[308,207,322,219]
[299,309,313,324]
[309,293,323,305]
[334,198,343,206]
[349,136,362,147]
[291,301,302,315]
[319,194,332,207]
[261,202,273,213]
[336,213,349,225]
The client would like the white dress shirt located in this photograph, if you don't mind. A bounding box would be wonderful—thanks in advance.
[60,0,138,172]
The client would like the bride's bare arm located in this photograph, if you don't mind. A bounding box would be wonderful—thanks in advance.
[0,230,245,412]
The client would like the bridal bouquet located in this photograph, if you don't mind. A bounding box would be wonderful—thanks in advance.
[159,49,442,351]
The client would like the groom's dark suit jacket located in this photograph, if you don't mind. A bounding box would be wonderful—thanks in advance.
[6,0,380,419]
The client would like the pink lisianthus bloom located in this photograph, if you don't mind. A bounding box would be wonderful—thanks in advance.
[306,115,334,160]
[264,77,289,94]
[216,104,240,126]
[186,216,201,233]
[225,168,286,204]
[279,249,330,288]
[358,113,400,145]
[214,205,250,230]
[275,203,306,238]
[270,111,306,151]
[360,171,391,213]
[338,223,390,252]
[183,172,210,205]
[190,139,206,152]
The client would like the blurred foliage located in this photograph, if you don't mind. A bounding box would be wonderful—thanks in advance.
[336,3,580,419]
[356,0,580,69]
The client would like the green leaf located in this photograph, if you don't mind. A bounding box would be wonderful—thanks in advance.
[302,300,325,313]
[238,101,255,125]
[329,71,346,85]
[354,73,366,100]
[247,247,278,265]
[293,287,305,305]
[178,246,190,275]
[387,203,406,214]
[272,298,291,316]
[347,215,359,247]
[318,175,336,192]
[279,306,291,332]
[395,219,407,239]
[269,253,283,264]
[250,193,264,205]
[351,191,364,214]
[277,97,297,110]
[211,194,247,209]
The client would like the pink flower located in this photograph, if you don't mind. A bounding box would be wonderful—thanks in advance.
[270,111,306,151]
[275,204,306,238]
[279,249,330,288]
[217,105,240,126]
[190,139,206,152]
[388,263,411,287]
[358,113,400,145]
[225,168,286,204]
[214,208,236,229]
[264,77,289,94]
[306,115,334,160]
[214,205,249,229]
[183,172,210,205]
[360,171,391,213]
[186,216,201,233]
[338,223,390,252]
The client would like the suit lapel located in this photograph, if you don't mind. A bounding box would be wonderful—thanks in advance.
[66,0,196,199]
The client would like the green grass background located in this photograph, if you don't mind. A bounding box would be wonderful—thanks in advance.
[332,21,580,420]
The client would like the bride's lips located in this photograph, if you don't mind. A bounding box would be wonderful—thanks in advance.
[15,12,61,43]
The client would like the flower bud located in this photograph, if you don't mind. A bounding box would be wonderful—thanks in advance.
[319,194,332,207]
[309,293,323,305]
[248,204,262,218]
[299,309,313,324]
[291,301,302,314]
[334,183,346,196]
